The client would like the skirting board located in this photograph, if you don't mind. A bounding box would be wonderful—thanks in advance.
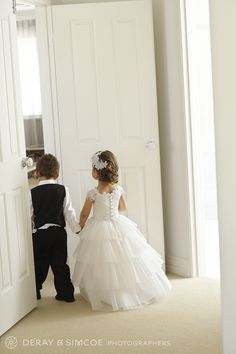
[165,255,192,277]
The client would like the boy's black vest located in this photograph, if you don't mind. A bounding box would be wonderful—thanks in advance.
[31,184,66,229]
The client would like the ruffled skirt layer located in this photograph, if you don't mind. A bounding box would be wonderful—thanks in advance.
[72,215,171,311]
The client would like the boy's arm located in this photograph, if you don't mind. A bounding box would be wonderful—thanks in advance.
[79,199,93,229]
[64,187,81,233]
[29,191,35,231]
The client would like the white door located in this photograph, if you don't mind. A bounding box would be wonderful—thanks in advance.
[49,0,165,260]
[0,0,36,336]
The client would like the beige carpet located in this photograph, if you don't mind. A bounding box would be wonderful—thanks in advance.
[0,275,222,354]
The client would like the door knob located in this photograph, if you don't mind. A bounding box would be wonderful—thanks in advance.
[21,157,34,168]
[145,141,156,150]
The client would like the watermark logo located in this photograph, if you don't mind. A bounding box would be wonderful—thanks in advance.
[2,336,171,349]
[4,336,18,350]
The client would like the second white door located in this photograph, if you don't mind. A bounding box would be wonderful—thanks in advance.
[47,0,165,263]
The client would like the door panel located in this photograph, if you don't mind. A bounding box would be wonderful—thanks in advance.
[0,0,36,336]
[0,194,12,290]
[50,0,165,261]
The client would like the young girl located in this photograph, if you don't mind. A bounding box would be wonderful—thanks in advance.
[72,150,171,311]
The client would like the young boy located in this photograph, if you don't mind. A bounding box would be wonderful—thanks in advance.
[30,154,81,302]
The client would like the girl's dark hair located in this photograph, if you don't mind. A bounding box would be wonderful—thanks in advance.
[95,150,119,184]
[36,154,59,178]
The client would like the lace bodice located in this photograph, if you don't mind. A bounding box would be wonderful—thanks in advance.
[87,185,124,221]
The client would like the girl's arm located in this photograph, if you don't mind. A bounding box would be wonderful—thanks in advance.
[80,199,93,229]
[63,187,81,233]
[119,193,127,212]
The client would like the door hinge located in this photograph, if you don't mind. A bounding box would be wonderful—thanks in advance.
[12,0,16,15]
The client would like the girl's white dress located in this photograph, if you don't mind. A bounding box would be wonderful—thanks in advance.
[72,186,171,311]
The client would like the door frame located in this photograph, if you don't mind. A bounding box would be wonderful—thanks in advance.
[178,0,198,277]
[36,1,198,276]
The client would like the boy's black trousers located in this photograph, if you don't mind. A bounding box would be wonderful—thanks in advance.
[32,226,74,299]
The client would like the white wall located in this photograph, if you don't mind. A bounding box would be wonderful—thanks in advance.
[49,0,194,276]
[209,1,236,353]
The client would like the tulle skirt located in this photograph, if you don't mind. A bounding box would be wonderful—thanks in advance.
[72,215,171,311]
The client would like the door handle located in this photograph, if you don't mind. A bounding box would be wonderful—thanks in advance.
[145,141,156,150]
[21,157,34,168]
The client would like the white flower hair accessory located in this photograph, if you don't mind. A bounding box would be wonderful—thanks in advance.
[91,152,108,170]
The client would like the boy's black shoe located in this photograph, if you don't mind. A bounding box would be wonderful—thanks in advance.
[55,294,75,303]
[36,289,41,300]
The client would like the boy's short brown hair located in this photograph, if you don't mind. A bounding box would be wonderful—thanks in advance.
[36,154,59,178]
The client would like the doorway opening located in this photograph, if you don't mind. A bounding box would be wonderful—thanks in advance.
[183,0,220,279]
[16,2,44,189]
